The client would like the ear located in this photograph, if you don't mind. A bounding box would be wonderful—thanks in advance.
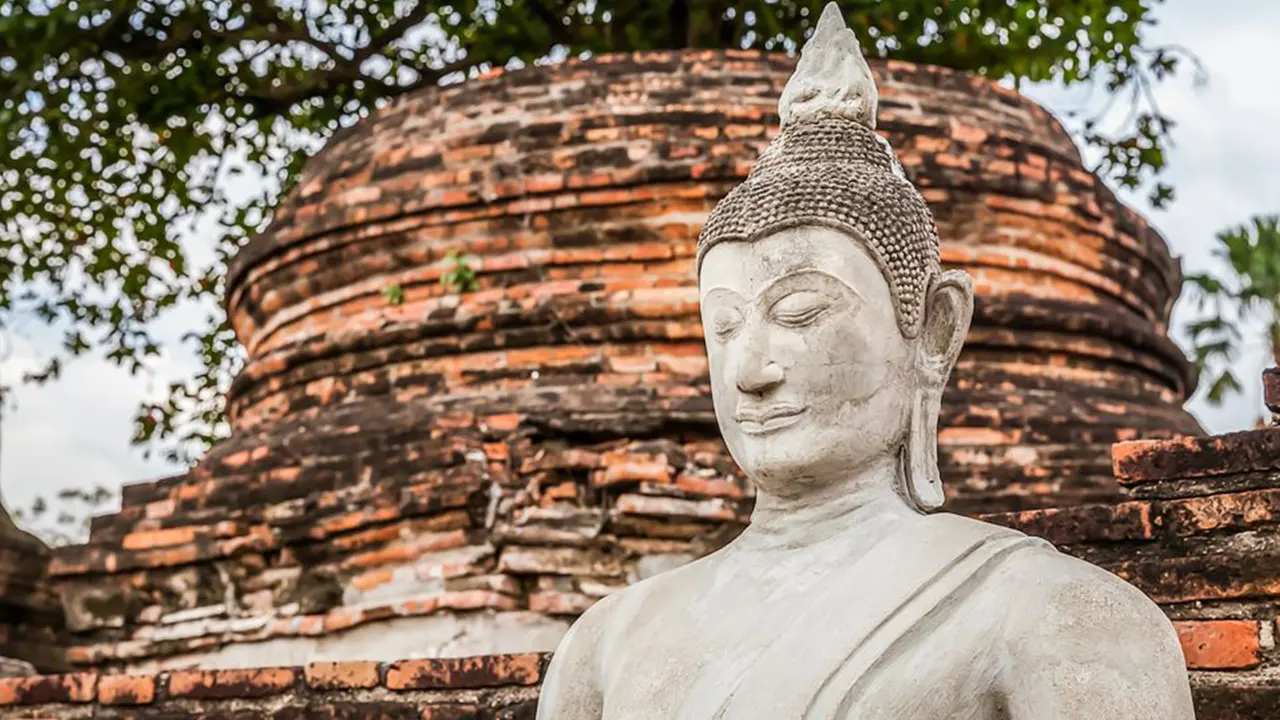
[902,269,974,513]
[918,269,974,384]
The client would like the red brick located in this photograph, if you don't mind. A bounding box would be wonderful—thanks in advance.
[98,674,156,705]
[305,661,382,690]
[121,526,197,550]
[675,474,744,498]
[0,673,96,705]
[483,413,521,431]
[595,459,673,487]
[1174,620,1260,669]
[385,654,543,690]
[167,667,298,699]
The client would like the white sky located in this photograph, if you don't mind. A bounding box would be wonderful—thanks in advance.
[3,0,1279,523]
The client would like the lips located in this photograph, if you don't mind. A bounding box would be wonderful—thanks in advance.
[734,404,807,434]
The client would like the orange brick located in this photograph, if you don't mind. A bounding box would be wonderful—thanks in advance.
[914,135,950,153]
[483,413,521,431]
[143,545,199,568]
[167,667,297,699]
[122,526,197,550]
[351,568,395,591]
[0,673,96,705]
[304,661,381,690]
[595,460,673,487]
[323,607,361,633]
[934,153,971,169]
[1175,620,1260,669]
[950,122,989,144]
[386,654,543,690]
[98,674,156,705]
[675,474,744,498]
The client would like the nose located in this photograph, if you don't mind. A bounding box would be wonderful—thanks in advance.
[735,350,784,395]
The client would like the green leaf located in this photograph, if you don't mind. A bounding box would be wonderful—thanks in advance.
[1206,370,1243,405]
[382,283,405,306]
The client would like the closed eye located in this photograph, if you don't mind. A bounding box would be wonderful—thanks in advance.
[769,292,831,328]
[711,307,744,339]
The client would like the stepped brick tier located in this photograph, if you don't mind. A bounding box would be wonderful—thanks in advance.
[0,501,67,675]
[49,50,1198,673]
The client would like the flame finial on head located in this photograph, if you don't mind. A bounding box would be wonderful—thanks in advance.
[778,2,878,129]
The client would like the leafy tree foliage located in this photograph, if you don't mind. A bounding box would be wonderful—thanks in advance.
[1185,215,1280,406]
[0,0,1199,462]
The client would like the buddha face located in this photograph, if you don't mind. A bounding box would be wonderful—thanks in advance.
[699,226,918,497]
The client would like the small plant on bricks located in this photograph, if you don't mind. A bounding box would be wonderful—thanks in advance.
[441,252,479,294]
[382,283,405,306]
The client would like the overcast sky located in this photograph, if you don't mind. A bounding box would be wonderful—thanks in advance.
[3,0,1279,526]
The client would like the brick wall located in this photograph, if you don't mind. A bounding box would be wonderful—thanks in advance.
[0,654,544,719]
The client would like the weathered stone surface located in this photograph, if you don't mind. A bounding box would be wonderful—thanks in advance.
[1263,367,1280,416]
[1114,428,1280,489]
[385,654,544,690]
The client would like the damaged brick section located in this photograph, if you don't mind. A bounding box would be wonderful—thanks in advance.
[0,654,545,719]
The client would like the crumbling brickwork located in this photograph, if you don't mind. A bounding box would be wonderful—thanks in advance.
[0,653,544,718]
[43,50,1198,675]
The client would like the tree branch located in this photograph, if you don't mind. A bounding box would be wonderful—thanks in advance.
[355,1,434,62]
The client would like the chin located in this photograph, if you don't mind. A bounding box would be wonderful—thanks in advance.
[735,443,838,490]
[730,423,897,491]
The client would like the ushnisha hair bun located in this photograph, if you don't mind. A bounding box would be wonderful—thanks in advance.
[696,2,941,339]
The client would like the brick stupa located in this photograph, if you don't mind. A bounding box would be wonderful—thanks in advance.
[42,51,1199,677]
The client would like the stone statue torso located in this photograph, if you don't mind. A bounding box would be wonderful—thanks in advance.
[547,512,1188,719]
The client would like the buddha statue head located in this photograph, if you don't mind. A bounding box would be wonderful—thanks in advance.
[697,2,971,512]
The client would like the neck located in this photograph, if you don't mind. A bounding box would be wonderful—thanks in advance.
[741,454,916,550]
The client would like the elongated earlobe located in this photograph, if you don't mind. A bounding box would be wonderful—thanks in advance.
[903,270,974,511]
[905,387,945,511]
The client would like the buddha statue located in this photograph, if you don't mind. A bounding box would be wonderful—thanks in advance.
[536,4,1195,718]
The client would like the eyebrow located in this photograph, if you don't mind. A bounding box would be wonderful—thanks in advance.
[758,268,864,301]
[700,286,747,304]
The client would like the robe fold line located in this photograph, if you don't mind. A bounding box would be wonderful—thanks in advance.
[669,512,908,720]
[703,514,1030,719]
[808,536,1045,719]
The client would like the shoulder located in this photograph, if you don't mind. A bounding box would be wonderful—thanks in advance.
[1000,547,1175,647]
[990,547,1195,717]
[547,550,724,672]
[920,512,1174,644]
